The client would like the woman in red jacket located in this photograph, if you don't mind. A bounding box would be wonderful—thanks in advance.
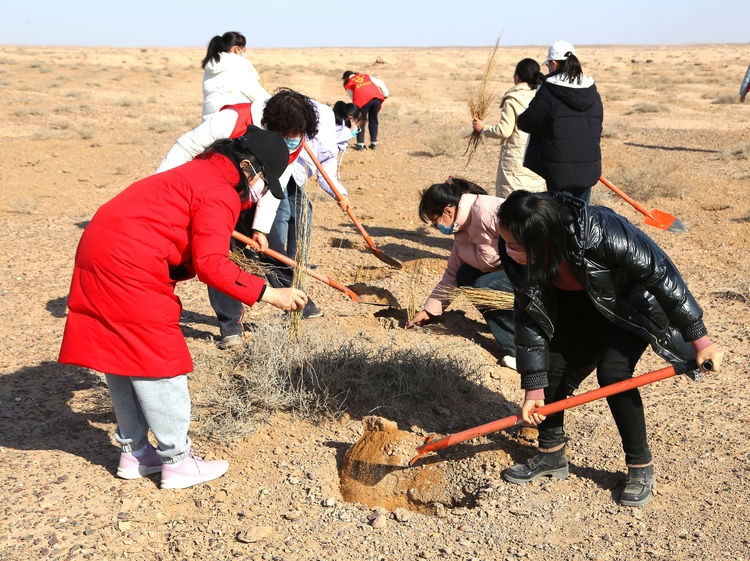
[59,126,306,489]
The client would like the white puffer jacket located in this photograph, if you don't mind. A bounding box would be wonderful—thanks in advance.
[201,52,270,119]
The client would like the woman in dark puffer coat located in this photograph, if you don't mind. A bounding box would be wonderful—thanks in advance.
[517,41,603,203]
[497,190,723,507]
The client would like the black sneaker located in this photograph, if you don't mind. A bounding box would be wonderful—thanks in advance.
[352,144,366,151]
[369,143,378,150]
[503,444,569,484]
[620,465,655,507]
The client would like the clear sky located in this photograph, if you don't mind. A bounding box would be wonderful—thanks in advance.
[2,0,747,48]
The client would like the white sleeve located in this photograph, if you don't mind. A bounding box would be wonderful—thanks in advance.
[371,76,389,98]
[156,109,239,172]
[251,166,292,234]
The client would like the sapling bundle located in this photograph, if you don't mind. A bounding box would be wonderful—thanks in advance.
[436,285,514,311]
[465,36,502,165]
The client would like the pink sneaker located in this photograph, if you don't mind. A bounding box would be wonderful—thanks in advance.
[160,451,229,489]
[117,443,162,479]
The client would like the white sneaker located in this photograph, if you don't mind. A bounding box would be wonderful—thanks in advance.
[500,355,517,371]
[218,334,243,349]
[161,451,229,489]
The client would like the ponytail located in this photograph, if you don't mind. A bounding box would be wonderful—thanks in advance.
[555,53,584,85]
[201,31,247,69]
[514,58,545,89]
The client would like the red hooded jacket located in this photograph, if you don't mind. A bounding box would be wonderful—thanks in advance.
[58,153,266,378]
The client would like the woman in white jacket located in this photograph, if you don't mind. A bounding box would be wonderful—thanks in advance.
[201,31,270,119]
[473,59,546,197]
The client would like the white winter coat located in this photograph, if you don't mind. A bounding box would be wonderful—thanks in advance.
[201,52,271,119]
[482,82,546,197]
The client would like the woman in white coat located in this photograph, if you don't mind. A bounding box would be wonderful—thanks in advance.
[473,59,546,197]
[201,31,270,119]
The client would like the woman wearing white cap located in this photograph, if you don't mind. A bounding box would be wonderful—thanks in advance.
[517,41,603,203]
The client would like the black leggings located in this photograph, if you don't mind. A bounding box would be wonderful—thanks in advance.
[538,290,652,465]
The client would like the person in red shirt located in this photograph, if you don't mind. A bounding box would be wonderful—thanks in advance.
[342,70,389,151]
[59,126,306,489]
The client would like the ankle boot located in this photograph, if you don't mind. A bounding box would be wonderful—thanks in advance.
[620,465,655,507]
[503,444,568,484]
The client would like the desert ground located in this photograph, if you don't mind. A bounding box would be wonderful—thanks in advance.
[1,43,749,560]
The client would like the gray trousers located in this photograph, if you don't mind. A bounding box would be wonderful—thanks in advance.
[105,374,192,464]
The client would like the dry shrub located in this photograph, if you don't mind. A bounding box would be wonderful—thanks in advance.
[720,142,750,160]
[423,132,460,157]
[192,321,487,442]
[609,158,684,201]
[711,94,737,105]
[625,102,668,115]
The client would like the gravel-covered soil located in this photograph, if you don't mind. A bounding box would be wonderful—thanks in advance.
[1,43,749,561]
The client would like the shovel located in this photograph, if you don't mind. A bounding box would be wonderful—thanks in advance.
[409,359,709,466]
[599,175,685,233]
[303,143,403,269]
[231,230,374,305]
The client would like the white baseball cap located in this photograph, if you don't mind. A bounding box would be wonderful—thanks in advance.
[544,40,576,64]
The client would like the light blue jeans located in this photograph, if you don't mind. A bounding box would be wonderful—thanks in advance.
[105,374,191,464]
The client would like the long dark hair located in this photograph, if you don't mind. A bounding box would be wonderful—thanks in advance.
[418,177,487,223]
[342,70,357,85]
[201,31,246,69]
[498,191,575,285]
[550,53,585,85]
[201,138,262,203]
[515,58,545,89]
[333,101,363,127]
[261,88,319,138]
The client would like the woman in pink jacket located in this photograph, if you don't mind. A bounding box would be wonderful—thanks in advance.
[59,126,307,489]
[405,177,516,369]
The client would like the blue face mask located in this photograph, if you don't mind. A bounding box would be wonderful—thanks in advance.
[351,126,360,139]
[284,137,302,151]
[436,221,455,235]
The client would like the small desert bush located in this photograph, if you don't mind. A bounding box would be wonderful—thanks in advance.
[192,321,487,441]
[144,118,174,134]
[720,143,750,160]
[423,132,459,157]
[13,106,47,117]
[610,158,684,201]
[625,102,669,115]
[711,94,736,105]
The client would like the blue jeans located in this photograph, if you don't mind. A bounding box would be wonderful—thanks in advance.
[454,264,516,358]
[105,373,192,463]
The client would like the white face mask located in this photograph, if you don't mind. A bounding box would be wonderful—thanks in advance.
[247,178,267,203]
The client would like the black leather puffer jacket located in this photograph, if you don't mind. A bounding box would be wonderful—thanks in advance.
[500,195,707,390]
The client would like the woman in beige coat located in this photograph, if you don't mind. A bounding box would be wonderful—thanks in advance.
[473,59,546,197]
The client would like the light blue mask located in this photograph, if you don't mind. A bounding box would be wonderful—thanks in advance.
[437,221,455,235]
[351,127,360,139]
[284,137,302,151]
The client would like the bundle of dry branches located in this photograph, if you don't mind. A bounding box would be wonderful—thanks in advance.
[229,248,272,278]
[464,36,502,165]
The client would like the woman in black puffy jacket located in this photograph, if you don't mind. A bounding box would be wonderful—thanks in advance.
[497,190,723,507]
[517,41,603,203]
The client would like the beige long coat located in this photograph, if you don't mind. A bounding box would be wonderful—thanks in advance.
[483,82,546,197]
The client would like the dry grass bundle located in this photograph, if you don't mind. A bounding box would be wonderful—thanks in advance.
[191,321,489,442]
[290,182,313,339]
[228,248,272,278]
[406,261,425,322]
[464,36,502,164]
[437,285,515,311]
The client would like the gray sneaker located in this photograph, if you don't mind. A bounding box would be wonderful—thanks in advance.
[218,334,243,349]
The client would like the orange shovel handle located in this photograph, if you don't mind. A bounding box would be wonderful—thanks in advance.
[410,360,704,466]
[230,230,363,303]
[599,175,657,222]
[302,143,377,250]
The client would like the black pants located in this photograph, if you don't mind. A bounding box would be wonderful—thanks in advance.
[356,98,382,145]
[538,289,652,466]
